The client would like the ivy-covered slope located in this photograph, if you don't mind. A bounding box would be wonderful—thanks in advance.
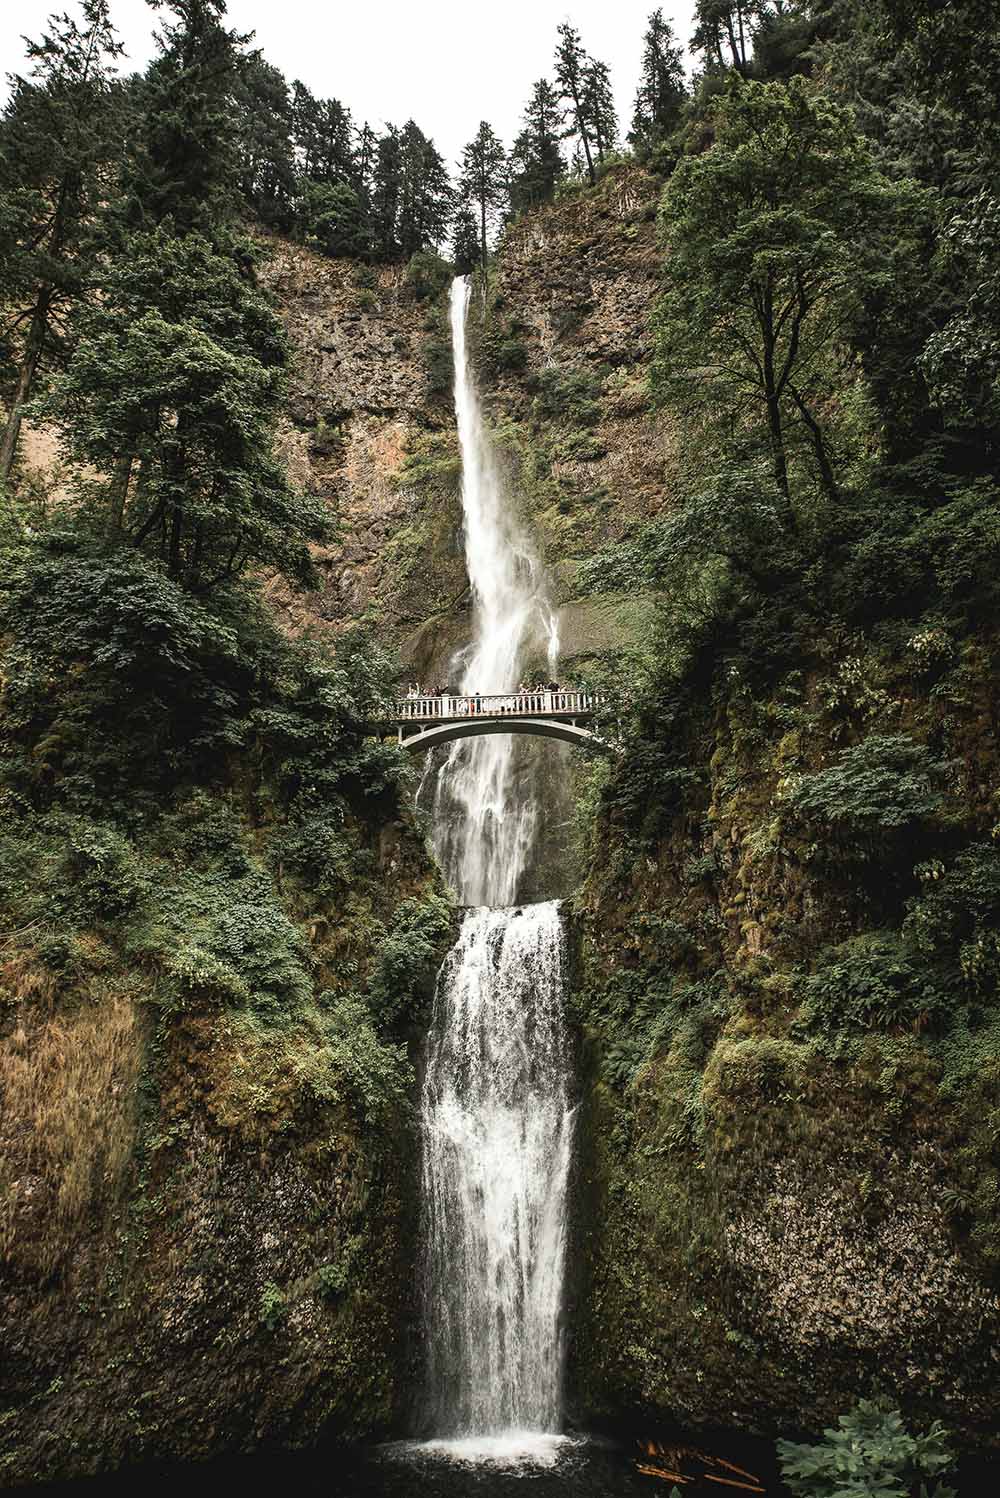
[569,621,1000,1444]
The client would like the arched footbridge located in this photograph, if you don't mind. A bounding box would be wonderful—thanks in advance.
[370,691,610,754]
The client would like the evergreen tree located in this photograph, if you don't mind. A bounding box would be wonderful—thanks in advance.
[691,0,767,77]
[297,179,366,258]
[125,0,249,233]
[509,79,565,212]
[451,206,480,275]
[630,9,687,151]
[554,22,596,185]
[234,54,296,230]
[371,125,403,260]
[397,121,452,257]
[41,229,328,586]
[0,0,125,484]
[457,122,508,277]
[582,56,619,163]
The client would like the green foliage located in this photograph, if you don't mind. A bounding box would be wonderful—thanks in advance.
[258,1282,288,1333]
[784,735,950,853]
[296,179,366,258]
[457,120,508,276]
[37,228,329,591]
[313,995,411,1117]
[0,0,126,482]
[405,249,452,303]
[653,76,925,509]
[366,894,454,1027]
[799,933,946,1034]
[315,1235,363,1299]
[510,80,565,212]
[529,365,603,426]
[777,1397,956,1498]
[905,846,1000,997]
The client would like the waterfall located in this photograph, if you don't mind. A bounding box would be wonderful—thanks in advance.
[418,277,574,1454]
[428,276,560,909]
[420,904,573,1437]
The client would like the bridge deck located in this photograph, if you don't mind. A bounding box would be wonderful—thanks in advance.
[389,690,599,726]
[367,691,606,752]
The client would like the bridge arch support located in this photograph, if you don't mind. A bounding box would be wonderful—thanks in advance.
[396,717,609,755]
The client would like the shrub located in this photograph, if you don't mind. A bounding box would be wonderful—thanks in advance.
[904,845,1000,995]
[784,735,951,855]
[405,250,452,303]
[529,365,603,427]
[799,932,946,1034]
[777,1397,956,1498]
[258,1282,287,1332]
[313,994,411,1116]
[423,335,454,397]
[367,893,453,1026]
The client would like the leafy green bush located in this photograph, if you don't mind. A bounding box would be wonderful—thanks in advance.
[777,1397,956,1498]
[258,1282,288,1333]
[367,893,453,1026]
[495,337,528,372]
[315,1235,363,1299]
[784,735,950,854]
[799,933,946,1034]
[405,249,452,302]
[904,845,1000,995]
[313,994,411,1116]
[423,335,454,397]
[529,365,603,427]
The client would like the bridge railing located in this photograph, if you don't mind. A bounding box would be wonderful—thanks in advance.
[393,690,601,721]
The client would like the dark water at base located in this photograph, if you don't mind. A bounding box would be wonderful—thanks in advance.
[26,1429,998,1497]
[28,1436,754,1498]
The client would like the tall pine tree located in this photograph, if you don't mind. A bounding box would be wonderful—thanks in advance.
[40,0,328,587]
[457,122,508,277]
[554,23,596,185]
[0,0,125,484]
[510,79,565,212]
[630,9,687,152]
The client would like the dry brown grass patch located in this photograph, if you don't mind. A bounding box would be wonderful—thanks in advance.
[1,981,142,1274]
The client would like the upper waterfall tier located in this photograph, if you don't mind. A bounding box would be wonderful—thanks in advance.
[425,277,561,907]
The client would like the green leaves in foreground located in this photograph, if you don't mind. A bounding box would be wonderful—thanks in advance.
[777,1397,956,1498]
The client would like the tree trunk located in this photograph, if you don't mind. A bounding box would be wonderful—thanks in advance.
[762,339,792,515]
[570,85,596,184]
[480,196,488,280]
[789,383,839,502]
[0,289,52,485]
[105,453,135,540]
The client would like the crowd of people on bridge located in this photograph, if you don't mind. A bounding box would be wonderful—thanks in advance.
[401,680,569,717]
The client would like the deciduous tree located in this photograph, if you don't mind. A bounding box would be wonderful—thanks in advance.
[653,78,921,515]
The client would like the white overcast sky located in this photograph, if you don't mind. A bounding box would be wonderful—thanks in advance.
[2,0,696,169]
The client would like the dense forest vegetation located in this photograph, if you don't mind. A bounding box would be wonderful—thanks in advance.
[2,0,1000,1488]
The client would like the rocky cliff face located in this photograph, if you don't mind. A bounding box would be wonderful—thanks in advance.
[567,625,1000,1446]
[0,799,446,1486]
[263,168,678,685]
[259,243,467,671]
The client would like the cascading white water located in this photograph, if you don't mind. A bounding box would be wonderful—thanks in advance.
[418,278,574,1456]
[420,904,573,1438]
[428,276,560,909]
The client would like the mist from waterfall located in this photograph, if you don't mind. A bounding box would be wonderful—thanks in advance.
[418,278,575,1456]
